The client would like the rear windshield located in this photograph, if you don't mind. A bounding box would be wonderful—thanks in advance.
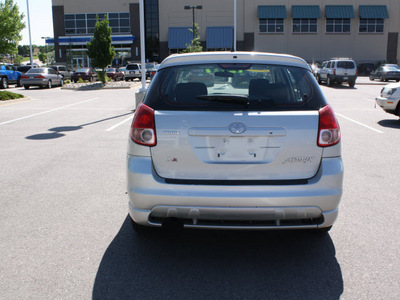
[26,68,45,74]
[383,67,399,71]
[126,64,138,70]
[144,63,327,111]
[336,61,355,69]
[76,68,89,72]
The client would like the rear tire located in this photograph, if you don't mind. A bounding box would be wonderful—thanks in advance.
[396,104,400,117]
[317,75,322,84]
[348,80,355,88]
[380,75,384,82]
[17,78,22,87]
[47,80,52,89]
[24,85,30,89]
[369,75,374,81]
[0,77,8,89]
[327,76,332,87]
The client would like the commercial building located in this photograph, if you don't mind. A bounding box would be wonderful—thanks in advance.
[50,0,400,67]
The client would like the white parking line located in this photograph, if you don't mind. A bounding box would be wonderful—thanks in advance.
[106,116,133,131]
[336,113,384,134]
[0,98,99,126]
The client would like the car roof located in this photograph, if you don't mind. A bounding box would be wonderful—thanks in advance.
[158,51,310,71]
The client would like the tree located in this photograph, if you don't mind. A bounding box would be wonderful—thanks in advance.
[183,23,203,53]
[87,16,115,83]
[13,54,22,65]
[0,0,25,55]
[38,52,47,65]
[18,45,30,56]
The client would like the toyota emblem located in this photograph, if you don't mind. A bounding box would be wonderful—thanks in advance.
[229,122,246,134]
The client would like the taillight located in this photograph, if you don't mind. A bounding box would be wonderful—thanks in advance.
[21,75,29,79]
[318,105,341,147]
[130,103,156,146]
[34,75,45,79]
[333,69,336,75]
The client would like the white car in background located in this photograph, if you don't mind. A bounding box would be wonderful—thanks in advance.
[127,52,343,233]
[375,82,400,117]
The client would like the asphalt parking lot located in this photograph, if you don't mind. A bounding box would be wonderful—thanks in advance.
[0,78,399,299]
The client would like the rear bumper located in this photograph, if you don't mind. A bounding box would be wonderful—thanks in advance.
[332,75,357,82]
[127,155,343,229]
[20,79,48,86]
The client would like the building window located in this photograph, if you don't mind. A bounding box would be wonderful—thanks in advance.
[326,18,350,33]
[259,19,284,33]
[359,19,384,33]
[293,18,317,33]
[65,13,130,35]
[145,0,160,61]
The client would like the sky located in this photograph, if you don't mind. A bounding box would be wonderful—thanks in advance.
[13,0,53,46]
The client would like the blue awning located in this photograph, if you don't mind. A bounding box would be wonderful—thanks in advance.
[57,35,135,45]
[206,27,233,49]
[45,38,55,45]
[258,6,287,19]
[168,27,193,49]
[292,5,321,19]
[325,5,355,19]
[359,5,389,19]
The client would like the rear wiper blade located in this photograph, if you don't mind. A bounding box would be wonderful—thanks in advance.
[196,94,250,106]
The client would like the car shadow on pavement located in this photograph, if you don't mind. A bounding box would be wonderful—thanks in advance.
[378,119,400,129]
[92,216,343,300]
[25,111,134,140]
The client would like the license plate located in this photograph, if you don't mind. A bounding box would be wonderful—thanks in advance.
[343,77,348,80]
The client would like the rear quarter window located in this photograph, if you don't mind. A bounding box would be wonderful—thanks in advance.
[145,63,327,111]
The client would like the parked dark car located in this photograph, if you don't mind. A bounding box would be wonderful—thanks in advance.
[357,63,376,76]
[17,65,34,74]
[369,65,400,82]
[49,65,73,80]
[149,64,160,80]
[145,62,158,79]
[106,68,125,81]
[71,68,97,82]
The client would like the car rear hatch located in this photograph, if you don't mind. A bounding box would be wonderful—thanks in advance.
[150,111,322,181]
[140,62,331,182]
[336,61,356,76]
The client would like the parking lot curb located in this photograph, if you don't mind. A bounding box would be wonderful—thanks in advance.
[0,96,31,106]
[61,83,134,90]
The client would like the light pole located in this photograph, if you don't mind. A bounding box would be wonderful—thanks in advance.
[26,0,33,66]
[233,0,237,51]
[184,5,202,40]
[139,0,146,92]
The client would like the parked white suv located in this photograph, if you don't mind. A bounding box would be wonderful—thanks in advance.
[317,58,357,87]
[124,63,142,81]
[127,52,343,233]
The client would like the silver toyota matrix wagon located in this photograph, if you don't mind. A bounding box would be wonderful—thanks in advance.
[127,52,343,232]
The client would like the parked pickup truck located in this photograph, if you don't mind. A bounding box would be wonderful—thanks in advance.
[0,63,23,89]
